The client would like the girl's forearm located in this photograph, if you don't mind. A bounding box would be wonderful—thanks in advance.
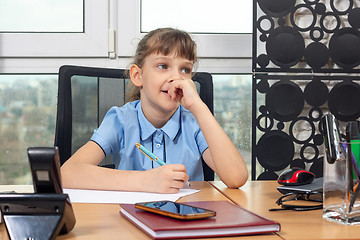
[61,162,146,191]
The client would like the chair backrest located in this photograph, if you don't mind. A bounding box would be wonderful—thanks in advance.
[55,65,214,181]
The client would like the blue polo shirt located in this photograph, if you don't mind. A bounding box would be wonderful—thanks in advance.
[90,100,208,181]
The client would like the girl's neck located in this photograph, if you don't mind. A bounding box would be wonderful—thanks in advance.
[140,103,177,129]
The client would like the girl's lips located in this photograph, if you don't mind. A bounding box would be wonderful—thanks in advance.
[161,90,171,98]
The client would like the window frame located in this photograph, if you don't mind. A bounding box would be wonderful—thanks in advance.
[0,0,109,57]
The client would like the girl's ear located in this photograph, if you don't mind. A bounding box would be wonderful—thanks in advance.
[130,64,143,87]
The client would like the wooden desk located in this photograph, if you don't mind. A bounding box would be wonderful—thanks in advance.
[211,180,360,240]
[0,182,279,240]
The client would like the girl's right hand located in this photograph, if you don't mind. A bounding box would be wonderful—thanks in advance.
[141,164,189,193]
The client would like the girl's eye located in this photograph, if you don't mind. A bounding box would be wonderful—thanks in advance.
[181,68,191,74]
[158,64,167,70]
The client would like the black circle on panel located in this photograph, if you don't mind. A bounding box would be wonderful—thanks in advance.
[309,107,323,122]
[278,18,286,26]
[328,80,360,121]
[309,157,323,178]
[290,158,306,169]
[349,8,360,29]
[310,27,324,41]
[257,79,269,93]
[304,80,329,107]
[257,171,279,180]
[259,105,267,114]
[304,42,329,69]
[320,12,341,33]
[313,134,324,146]
[260,34,268,42]
[266,81,304,122]
[289,116,315,144]
[256,130,294,171]
[330,0,353,15]
[257,54,270,69]
[256,114,274,132]
[277,122,285,130]
[317,120,324,135]
[290,4,316,32]
[304,0,319,5]
[257,0,297,18]
[266,27,305,69]
[257,15,275,34]
[300,143,319,163]
[329,28,360,69]
[315,3,326,15]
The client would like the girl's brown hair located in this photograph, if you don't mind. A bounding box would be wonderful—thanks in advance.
[126,28,197,102]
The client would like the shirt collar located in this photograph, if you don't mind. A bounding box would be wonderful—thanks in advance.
[137,101,181,141]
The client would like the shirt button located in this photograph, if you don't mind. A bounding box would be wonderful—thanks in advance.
[156,144,161,148]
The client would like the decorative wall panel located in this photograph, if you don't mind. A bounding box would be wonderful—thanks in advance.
[253,0,360,73]
[252,74,360,180]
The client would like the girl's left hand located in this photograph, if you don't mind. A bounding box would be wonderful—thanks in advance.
[168,78,202,110]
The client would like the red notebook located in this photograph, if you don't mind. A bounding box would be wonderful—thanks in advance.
[120,201,280,239]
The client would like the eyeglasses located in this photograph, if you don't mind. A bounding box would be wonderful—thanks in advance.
[269,192,323,211]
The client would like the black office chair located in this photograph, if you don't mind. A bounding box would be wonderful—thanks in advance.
[54,65,214,181]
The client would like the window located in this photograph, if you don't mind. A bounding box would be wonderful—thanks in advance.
[213,75,252,176]
[117,0,252,58]
[141,0,252,34]
[0,0,83,32]
[0,75,57,184]
[0,0,108,57]
[0,0,254,184]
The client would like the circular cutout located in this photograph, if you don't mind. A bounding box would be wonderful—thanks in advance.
[289,117,315,144]
[330,0,353,15]
[320,12,341,33]
[300,143,319,163]
[328,80,360,121]
[266,27,305,68]
[256,114,274,132]
[290,4,316,32]
[309,107,323,122]
[329,27,360,69]
[256,130,294,171]
[257,0,297,18]
[310,27,324,41]
[304,80,329,107]
[257,15,275,34]
[304,42,329,69]
[266,81,304,122]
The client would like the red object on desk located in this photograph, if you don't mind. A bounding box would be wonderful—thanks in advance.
[120,201,280,239]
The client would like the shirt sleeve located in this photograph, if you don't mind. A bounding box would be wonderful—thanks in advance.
[196,127,208,155]
[90,107,124,157]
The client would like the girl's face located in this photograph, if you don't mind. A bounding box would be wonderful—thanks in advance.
[137,52,194,115]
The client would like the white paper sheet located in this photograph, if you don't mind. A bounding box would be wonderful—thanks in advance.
[63,188,200,204]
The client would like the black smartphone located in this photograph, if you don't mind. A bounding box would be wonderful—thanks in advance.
[135,201,216,220]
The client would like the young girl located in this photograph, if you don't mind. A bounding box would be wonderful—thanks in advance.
[61,28,248,193]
